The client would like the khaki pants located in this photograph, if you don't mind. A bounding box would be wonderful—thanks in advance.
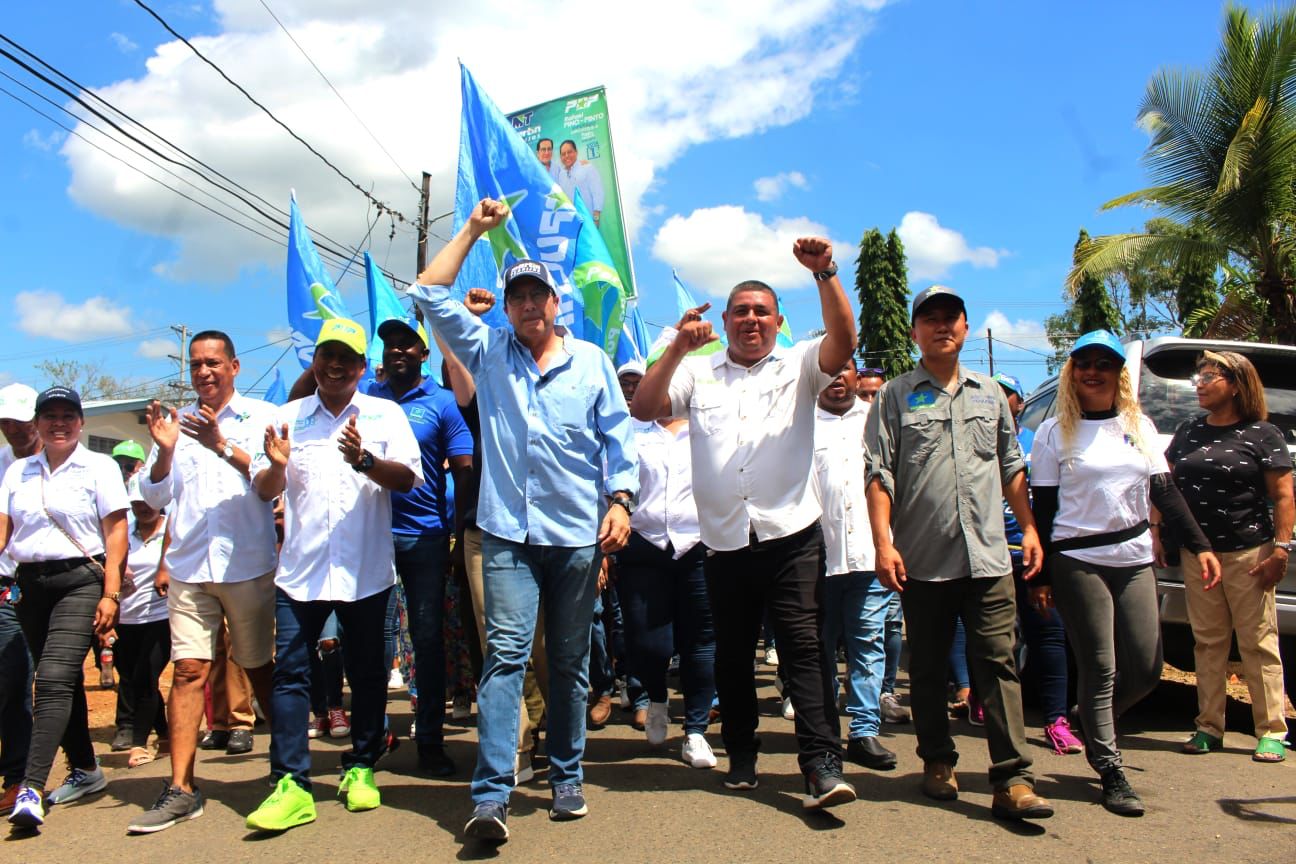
[464,527,548,754]
[1183,545,1288,740]
[208,623,255,732]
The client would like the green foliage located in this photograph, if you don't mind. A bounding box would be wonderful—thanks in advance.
[35,359,172,404]
[855,227,915,378]
[1068,4,1296,343]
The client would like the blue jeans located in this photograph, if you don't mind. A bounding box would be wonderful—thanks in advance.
[590,587,646,708]
[393,533,450,747]
[0,598,33,787]
[882,591,903,695]
[821,571,889,739]
[309,613,345,715]
[1015,568,1069,723]
[270,587,392,790]
[616,535,715,732]
[473,535,598,805]
[948,615,970,692]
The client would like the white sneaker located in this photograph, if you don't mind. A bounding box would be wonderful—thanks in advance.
[880,692,911,724]
[47,764,107,805]
[764,646,779,667]
[514,752,535,785]
[7,787,44,828]
[781,697,795,721]
[646,701,669,747]
[387,668,405,691]
[681,733,717,769]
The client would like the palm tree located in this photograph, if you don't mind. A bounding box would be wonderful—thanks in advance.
[1067,4,1296,342]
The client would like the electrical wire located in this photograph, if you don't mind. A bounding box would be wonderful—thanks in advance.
[131,0,414,226]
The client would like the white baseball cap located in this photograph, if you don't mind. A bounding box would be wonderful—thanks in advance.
[0,384,37,422]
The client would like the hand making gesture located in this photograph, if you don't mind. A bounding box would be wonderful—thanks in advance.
[338,415,365,467]
[465,288,497,316]
[792,236,834,273]
[263,423,291,468]
[146,400,180,451]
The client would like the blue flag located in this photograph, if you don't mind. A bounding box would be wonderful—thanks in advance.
[287,196,353,369]
[264,367,287,406]
[365,252,406,372]
[613,300,651,366]
[454,64,628,357]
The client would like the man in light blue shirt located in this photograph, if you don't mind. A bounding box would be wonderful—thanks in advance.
[407,198,637,844]
[555,139,605,226]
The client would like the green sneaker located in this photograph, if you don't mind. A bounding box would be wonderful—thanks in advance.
[338,766,380,812]
[246,776,316,831]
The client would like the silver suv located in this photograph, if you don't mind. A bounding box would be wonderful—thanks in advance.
[1017,336,1296,702]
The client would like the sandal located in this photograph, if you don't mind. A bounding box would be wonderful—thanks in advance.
[1181,731,1223,754]
[1253,737,1286,763]
[128,747,154,768]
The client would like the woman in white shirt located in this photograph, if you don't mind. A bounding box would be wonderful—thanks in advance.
[107,476,172,768]
[0,387,128,830]
[1029,332,1219,818]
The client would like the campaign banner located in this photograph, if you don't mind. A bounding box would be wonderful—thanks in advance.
[453,64,628,358]
[507,87,636,299]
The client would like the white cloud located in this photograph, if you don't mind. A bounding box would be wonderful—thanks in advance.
[753,170,808,202]
[137,337,177,359]
[22,130,63,152]
[110,32,139,53]
[14,291,135,340]
[897,211,1006,280]
[973,310,1049,351]
[265,326,293,344]
[59,0,888,281]
[652,205,839,297]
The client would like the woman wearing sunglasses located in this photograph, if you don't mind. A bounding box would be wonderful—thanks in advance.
[1028,331,1220,816]
[1163,351,1291,763]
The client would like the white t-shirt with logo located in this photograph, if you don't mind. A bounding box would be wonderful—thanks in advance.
[1030,414,1168,568]
[119,515,170,625]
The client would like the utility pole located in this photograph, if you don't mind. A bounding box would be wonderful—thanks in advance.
[987,328,995,376]
[416,171,431,275]
[167,323,190,401]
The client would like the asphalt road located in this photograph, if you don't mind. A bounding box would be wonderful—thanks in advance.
[6,668,1293,864]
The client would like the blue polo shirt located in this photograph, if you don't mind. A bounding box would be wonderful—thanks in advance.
[365,378,474,537]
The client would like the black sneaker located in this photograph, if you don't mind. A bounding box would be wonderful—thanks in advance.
[111,728,133,752]
[225,729,253,755]
[418,743,456,778]
[723,749,759,790]
[803,752,857,810]
[550,783,588,820]
[126,783,205,834]
[198,730,229,751]
[1100,768,1145,817]
[846,736,897,771]
[464,801,508,842]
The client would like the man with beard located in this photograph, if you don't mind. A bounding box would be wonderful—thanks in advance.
[631,237,858,811]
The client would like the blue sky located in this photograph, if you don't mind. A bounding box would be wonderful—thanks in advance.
[0,0,1258,399]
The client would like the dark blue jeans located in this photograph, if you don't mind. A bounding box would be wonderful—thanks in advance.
[0,597,33,787]
[309,613,345,715]
[948,615,971,692]
[270,587,392,790]
[393,533,450,747]
[1015,569,1069,723]
[15,563,100,789]
[882,591,903,695]
[590,586,646,707]
[616,535,715,732]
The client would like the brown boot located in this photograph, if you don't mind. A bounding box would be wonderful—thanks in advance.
[991,783,1054,820]
[588,694,613,727]
[921,762,958,800]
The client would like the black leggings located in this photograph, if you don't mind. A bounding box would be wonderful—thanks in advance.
[114,619,170,747]
[15,563,101,789]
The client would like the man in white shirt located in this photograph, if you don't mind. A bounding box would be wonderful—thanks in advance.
[814,363,897,771]
[128,331,279,835]
[245,317,422,832]
[0,384,38,814]
[555,139,604,226]
[631,236,858,810]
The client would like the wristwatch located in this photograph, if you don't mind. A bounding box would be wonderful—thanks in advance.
[610,494,634,515]
[105,591,121,603]
[1275,540,1293,553]
[352,449,376,474]
[218,440,235,461]
[812,261,839,282]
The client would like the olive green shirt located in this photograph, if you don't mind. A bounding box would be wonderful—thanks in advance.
[865,362,1024,581]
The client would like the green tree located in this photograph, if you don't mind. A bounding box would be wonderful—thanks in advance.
[1046,229,1124,370]
[854,227,914,378]
[1068,4,1296,342]
[35,359,172,403]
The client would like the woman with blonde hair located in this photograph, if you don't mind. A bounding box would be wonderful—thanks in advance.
[1164,350,1291,763]
[1029,331,1220,817]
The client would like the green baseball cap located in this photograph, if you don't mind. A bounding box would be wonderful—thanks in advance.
[111,440,147,462]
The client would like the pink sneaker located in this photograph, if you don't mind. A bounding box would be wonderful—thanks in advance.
[968,693,985,727]
[1045,717,1083,754]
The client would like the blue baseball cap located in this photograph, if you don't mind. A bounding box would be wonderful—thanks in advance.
[502,259,557,295]
[376,315,428,348]
[992,372,1024,400]
[1070,330,1125,361]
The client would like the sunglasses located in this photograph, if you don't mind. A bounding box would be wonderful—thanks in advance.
[858,367,884,376]
[504,286,552,306]
[1072,356,1122,372]
[1190,371,1232,387]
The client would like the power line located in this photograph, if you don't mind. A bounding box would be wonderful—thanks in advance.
[0,325,172,363]
[131,0,414,226]
[255,0,420,192]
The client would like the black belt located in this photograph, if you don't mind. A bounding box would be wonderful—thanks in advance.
[16,556,104,578]
[1052,521,1149,554]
